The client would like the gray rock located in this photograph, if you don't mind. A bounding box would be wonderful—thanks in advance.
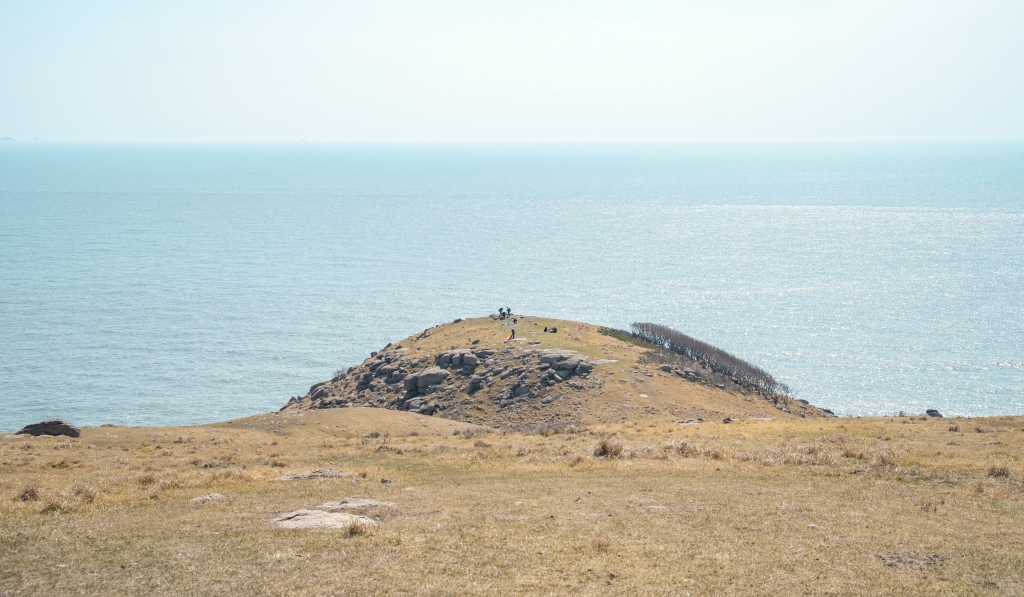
[925,409,943,418]
[660,364,673,372]
[416,367,449,388]
[462,354,479,366]
[16,419,80,438]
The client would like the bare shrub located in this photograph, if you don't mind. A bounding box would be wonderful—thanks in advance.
[473,439,491,448]
[347,518,373,536]
[73,484,97,503]
[988,465,1011,478]
[672,440,724,460]
[52,443,72,450]
[631,322,789,396]
[510,422,584,436]
[948,425,960,432]
[591,539,611,551]
[18,485,39,501]
[136,474,157,486]
[594,438,624,458]
[842,448,865,460]
[40,499,70,514]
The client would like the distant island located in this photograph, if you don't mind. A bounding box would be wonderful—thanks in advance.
[0,137,16,141]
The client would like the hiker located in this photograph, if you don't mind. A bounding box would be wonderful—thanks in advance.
[543,327,548,332]
[513,318,517,324]
[510,328,515,339]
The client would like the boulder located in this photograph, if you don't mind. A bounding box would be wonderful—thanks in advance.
[416,367,450,388]
[273,510,377,530]
[660,364,673,372]
[925,409,943,418]
[462,354,479,366]
[16,419,80,438]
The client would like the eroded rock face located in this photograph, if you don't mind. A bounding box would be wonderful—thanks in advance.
[289,342,609,420]
[16,419,80,438]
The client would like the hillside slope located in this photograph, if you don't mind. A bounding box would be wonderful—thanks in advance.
[283,315,830,426]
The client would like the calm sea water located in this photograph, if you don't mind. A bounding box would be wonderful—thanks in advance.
[1,142,1022,429]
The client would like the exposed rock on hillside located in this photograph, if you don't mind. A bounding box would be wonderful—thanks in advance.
[283,316,831,426]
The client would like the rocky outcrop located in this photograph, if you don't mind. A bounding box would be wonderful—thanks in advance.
[16,419,80,438]
[287,343,609,419]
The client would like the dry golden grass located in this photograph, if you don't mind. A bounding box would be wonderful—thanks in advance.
[1,408,1022,596]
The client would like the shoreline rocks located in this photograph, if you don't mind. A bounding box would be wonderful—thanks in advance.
[16,419,80,438]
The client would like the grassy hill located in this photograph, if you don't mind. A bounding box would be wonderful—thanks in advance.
[285,315,830,426]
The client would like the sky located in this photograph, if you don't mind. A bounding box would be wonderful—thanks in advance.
[1,0,1023,142]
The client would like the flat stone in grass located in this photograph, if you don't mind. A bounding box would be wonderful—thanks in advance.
[273,510,377,530]
[272,469,354,481]
[318,498,393,511]
[190,493,231,505]
[878,553,949,567]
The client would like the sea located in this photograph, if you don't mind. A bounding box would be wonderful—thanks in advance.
[1,141,1022,430]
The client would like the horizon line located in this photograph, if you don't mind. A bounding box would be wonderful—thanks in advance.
[3,136,1024,144]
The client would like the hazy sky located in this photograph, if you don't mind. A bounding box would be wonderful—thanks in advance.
[2,1,1022,141]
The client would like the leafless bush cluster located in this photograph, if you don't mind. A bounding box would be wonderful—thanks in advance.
[594,438,624,458]
[631,322,790,396]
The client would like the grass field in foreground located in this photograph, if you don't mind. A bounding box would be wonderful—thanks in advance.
[1,408,1022,596]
